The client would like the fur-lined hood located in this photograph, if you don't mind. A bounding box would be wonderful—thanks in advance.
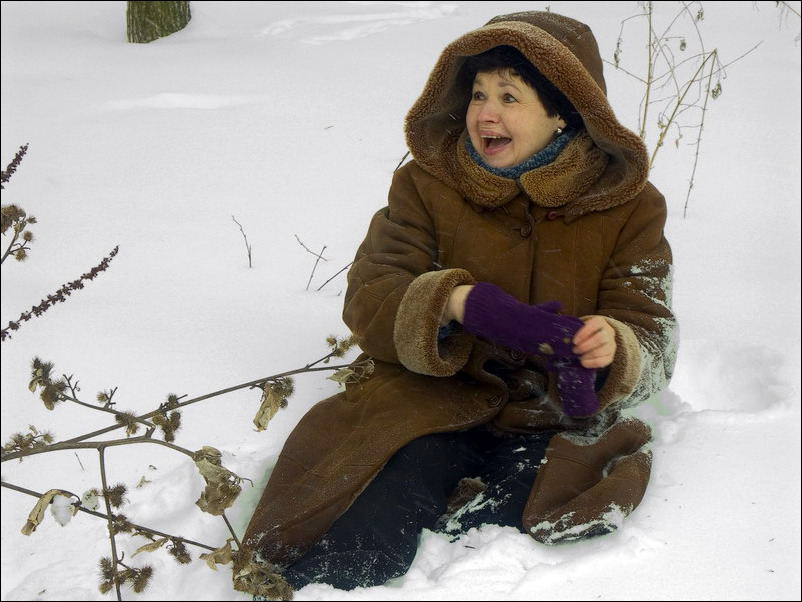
[404,11,649,218]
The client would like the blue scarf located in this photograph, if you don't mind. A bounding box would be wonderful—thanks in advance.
[465,128,577,179]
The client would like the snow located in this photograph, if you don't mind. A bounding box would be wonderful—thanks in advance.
[1,1,800,600]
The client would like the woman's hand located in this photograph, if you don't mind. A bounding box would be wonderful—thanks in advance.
[573,316,616,369]
[441,284,475,325]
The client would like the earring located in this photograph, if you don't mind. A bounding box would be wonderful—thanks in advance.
[555,126,564,135]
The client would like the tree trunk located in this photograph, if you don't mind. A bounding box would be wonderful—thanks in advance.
[127,1,191,44]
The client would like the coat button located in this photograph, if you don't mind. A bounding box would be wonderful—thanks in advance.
[546,210,560,220]
[510,349,524,361]
[485,393,502,407]
[520,223,532,237]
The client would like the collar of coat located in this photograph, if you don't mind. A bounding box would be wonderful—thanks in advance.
[404,13,650,220]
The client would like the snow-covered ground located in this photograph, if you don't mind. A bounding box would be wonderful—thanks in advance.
[1,2,800,600]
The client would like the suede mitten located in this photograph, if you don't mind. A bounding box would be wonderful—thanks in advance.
[462,282,599,417]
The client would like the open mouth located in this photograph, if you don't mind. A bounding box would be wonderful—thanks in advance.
[482,135,512,153]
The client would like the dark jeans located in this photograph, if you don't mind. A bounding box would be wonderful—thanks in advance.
[279,428,552,591]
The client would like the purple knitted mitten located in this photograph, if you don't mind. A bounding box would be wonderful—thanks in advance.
[462,282,599,417]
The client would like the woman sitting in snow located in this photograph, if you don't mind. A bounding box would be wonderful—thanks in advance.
[236,10,677,599]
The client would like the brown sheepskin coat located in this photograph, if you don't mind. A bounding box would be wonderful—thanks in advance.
[241,10,677,572]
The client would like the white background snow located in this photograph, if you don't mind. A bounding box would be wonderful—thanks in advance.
[1,1,800,600]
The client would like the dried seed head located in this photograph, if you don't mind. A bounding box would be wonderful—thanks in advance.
[105,483,128,508]
[132,565,154,593]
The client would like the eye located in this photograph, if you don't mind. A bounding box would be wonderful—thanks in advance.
[471,90,486,101]
[503,93,517,103]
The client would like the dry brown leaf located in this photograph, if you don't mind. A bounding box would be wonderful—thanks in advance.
[193,447,242,515]
[21,489,76,535]
[199,538,234,571]
[132,537,169,556]
[232,554,294,601]
[252,385,284,431]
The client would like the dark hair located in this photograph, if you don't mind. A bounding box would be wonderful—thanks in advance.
[457,45,581,129]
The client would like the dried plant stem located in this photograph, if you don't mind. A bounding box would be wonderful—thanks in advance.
[2,433,195,463]
[777,1,800,18]
[650,49,716,167]
[639,1,655,139]
[2,352,354,461]
[307,245,326,291]
[316,261,353,291]
[99,446,123,602]
[231,215,252,268]
[294,234,329,291]
[62,377,157,432]
[1,481,218,552]
[0,143,28,187]
[1,246,119,341]
[222,512,242,550]
[1,226,30,264]
[394,150,410,172]
[682,55,716,218]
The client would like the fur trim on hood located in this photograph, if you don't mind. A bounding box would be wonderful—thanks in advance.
[405,11,649,218]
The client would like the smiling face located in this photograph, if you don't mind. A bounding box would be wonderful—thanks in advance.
[466,70,567,169]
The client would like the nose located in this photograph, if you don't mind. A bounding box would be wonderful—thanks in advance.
[477,98,500,122]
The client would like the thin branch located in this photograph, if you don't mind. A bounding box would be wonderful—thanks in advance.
[1,230,22,264]
[649,50,717,167]
[602,59,648,84]
[98,447,123,601]
[1,246,120,342]
[222,512,242,550]
[2,433,196,463]
[293,234,327,261]
[777,1,800,18]
[640,1,655,138]
[2,357,355,459]
[394,150,410,172]
[62,376,157,432]
[294,235,328,291]
[683,53,717,218]
[231,215,252,268]
[1,481,218,552]
[316,261,353,292]
[306,245,326,291]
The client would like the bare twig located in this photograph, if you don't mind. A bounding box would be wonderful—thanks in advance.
[231,215,252,268]
[2,481,218,552]
[316,261,353,292]
[61,376,157,433]
[776,1,800,19]
[99,447,123,601]
[222,512,242,550]
[307,245,326,291]
[2,350,355,460]
[293,234,327,260]
[607,1,760,215]
[294,234,328,291]
[394,150,410,172]
[2,433,197,463]
[640,1,655,138]
[682,53,716,218]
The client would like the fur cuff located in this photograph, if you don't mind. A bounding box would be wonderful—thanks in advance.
[394,269,476,376]
[595,317,642,409]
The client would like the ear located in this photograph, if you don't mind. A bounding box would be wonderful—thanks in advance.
[557,116,568,129]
